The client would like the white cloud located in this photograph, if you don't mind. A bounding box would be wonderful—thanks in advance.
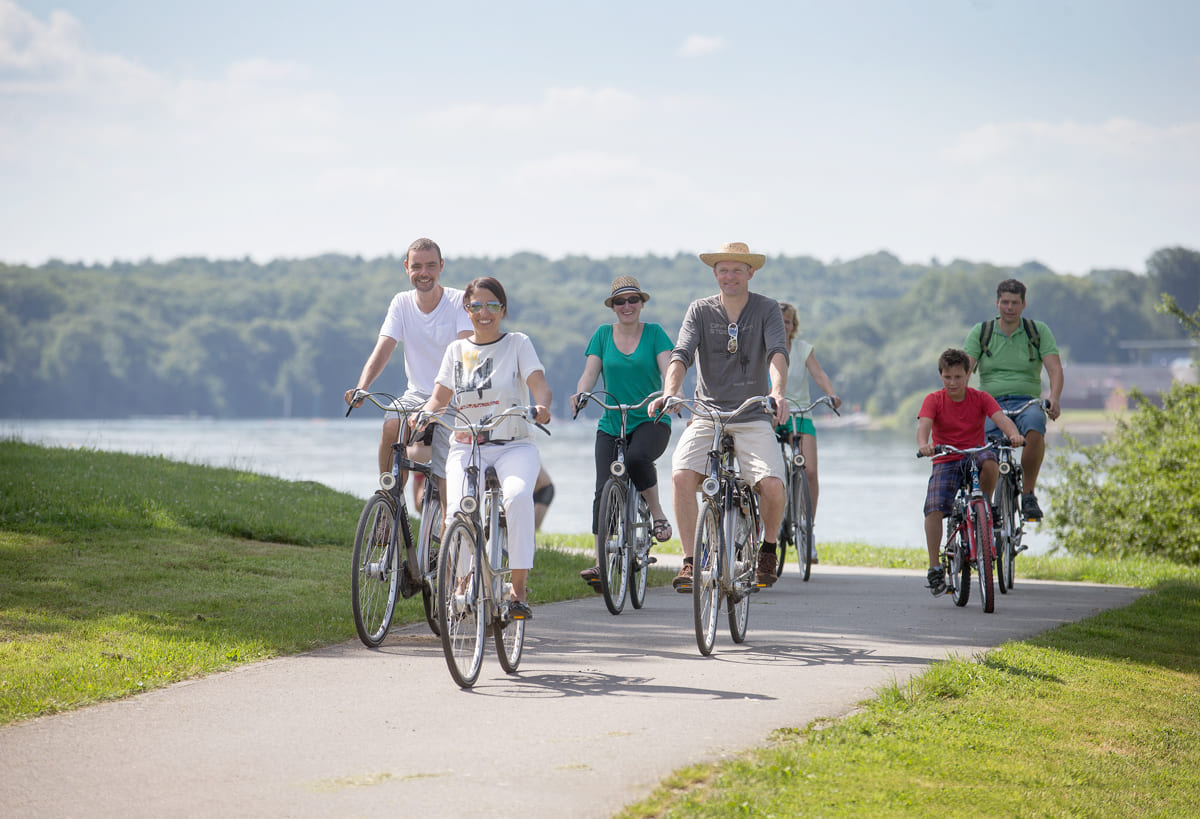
[676,34,725,58]
[942,118,1200,166]
[429,86,642,131]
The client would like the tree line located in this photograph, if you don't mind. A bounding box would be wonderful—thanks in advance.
[1,247,1197,419]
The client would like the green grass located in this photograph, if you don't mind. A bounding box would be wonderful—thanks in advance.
[0,440,669,724]
[620,576,1200,817]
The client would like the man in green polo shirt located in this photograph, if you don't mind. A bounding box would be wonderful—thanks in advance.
[964,278,1064,521]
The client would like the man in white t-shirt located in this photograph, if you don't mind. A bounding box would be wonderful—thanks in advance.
[344,238,473,492]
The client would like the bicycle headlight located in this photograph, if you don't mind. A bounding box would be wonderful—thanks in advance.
[461,496,477,514]
[610,461,626,478]
[701,477,720,497]
[999,461,1011,475]
[791,453,806,468]
[379,472,396,490]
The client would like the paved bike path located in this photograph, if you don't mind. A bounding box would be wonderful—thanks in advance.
[1,565,1143,818]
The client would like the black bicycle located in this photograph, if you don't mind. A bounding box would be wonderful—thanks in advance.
[990,398,1049,593]
[776,395,839,582]
[345,390,443,646]
[573,390,661,615]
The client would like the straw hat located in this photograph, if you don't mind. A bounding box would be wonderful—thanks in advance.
[604,275,652,307]
[698,241,766,271]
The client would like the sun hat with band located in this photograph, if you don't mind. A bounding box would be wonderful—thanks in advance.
[698,241,766,271]
[604,275,652,307]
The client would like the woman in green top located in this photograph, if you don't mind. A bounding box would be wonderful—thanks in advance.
[572,276,674,586]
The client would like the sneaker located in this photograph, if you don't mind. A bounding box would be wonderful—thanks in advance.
[672,561,693,593]
[991,505,1002,530]
[811,546,819,565]
[926,567,947,597]
[756,551,778,587]
[1021,493,1043,521]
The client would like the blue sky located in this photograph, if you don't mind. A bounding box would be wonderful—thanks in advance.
[2,0,1197,273]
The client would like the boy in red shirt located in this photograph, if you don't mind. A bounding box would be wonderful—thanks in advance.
[918,349,1023,596]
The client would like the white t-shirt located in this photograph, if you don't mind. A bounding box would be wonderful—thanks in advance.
[436,333,545,441]
[784,338,814,407]
[378,287,473,395]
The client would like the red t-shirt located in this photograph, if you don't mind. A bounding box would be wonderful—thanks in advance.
[918,387,1001,463]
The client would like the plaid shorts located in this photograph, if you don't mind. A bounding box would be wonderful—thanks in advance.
[923,453,996,516]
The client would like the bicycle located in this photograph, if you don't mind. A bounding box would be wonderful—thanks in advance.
[572,390,662,615]
[990,398,1049,594]
[775,395,840,582]
[345,390,444,646]
[419,404,549,688]
[660,395,772,656]
[918,443,1001,614]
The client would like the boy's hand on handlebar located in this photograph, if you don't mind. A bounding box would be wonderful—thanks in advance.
[918,442,938,458]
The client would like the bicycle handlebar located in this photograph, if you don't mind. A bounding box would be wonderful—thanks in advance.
[917,439,1021,459]
[418,404,551,438]
[784,395,841,417]
[1002,398,1051,417]
[656,394,775,425]
[571,390,661,420]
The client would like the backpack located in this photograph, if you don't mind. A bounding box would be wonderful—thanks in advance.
[975,317,1042,370]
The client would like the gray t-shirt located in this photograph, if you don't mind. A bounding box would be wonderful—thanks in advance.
[672,291,789,419]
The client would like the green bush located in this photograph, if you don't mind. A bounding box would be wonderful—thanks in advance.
[1046,383,1200,564]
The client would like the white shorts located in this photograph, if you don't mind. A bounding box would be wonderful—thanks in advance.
[671,418,786,487]
[390,388,451,479]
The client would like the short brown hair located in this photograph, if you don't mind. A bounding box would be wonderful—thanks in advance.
[996,278,1026,301]
[406,237,442,264]
[938,348,971,373]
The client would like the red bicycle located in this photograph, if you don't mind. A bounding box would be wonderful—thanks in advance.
[920,443,1001,614]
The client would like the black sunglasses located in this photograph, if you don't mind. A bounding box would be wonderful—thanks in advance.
[611,295,643,307]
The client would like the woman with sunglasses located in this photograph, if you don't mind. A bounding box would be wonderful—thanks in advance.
[571,276,674,589]
[418,276,552,619]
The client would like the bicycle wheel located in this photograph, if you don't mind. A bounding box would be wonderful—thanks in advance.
[437,518,485,688]
[596,478,630,615]
[775,448,795,578]
[727,493,755,644]
[351,493,399,647]
[693,500,721,656]
[492,519,525,674]
[992,479,1011,594]
[1000,474,1020,591]
[629,492,651,610]
[418,485,444,636]
[971,499,995,614]
[947,522,971,608]
[795,470,815,582]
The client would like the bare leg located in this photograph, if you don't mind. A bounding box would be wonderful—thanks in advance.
[640,484,667,524]
[756,476,785,542]
[379,418,401,475]
[510,568,528,602]
[673,470,702,558]
[1022,431,1046,493]
[925,512,944,568]
[980,460,1000,500]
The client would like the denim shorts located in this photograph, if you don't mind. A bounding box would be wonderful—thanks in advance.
[985,395,1047,438]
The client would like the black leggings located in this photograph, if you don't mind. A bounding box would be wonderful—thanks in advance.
[591,421,672,533]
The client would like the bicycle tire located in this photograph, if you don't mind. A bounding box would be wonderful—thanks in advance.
[971,499,996,613]
[492,518,525,673]
[596,478,630,615]
[796,469,814,582]
[629,492,651,610]
[419,487,444,636]
[992,478,1010,594]
[351,493,399,647]
[693,500,721,656]
[1001,472,1021,591]
[727,490,755,644]
[775,446,795,577]
[948,522,971,608]
[437,518,485,688]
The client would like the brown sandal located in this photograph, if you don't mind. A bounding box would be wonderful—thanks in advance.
[579,566,602,592]
[652,519,672,542]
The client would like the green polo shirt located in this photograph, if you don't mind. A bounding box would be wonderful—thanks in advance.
[964,318,1058,398]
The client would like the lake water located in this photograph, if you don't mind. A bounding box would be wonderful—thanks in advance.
[1,417,1063,554]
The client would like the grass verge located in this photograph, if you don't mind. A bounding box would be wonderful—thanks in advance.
[620,577,1200,817]
[0,440,669,724]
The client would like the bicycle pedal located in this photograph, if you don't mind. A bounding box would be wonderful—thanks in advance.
[644,555,658,565]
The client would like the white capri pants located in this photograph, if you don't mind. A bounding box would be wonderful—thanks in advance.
[443,439,541,570]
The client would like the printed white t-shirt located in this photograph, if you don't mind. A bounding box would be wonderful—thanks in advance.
[435,333,544,441]
[378,287,472,395]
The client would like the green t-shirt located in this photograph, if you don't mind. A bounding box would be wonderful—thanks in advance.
[964,318,1058,398]
[585,322,673,437]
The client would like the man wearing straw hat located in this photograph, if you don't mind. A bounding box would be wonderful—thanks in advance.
[649,241,790,591]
